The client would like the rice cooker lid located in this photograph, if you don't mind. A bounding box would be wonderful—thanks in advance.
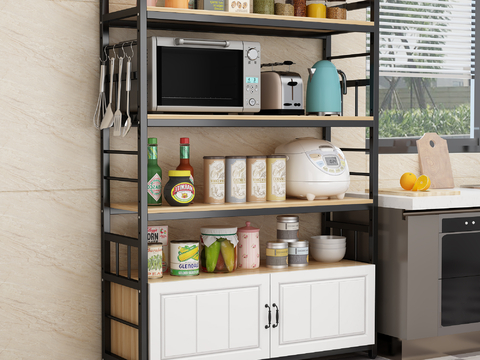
[275,137,333,154]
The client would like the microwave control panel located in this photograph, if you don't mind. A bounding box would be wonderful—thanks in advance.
[244,42,261,112]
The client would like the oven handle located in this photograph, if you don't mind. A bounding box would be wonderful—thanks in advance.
[175,38,230,48]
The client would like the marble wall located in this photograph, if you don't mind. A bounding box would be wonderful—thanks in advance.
[0,1,476,359]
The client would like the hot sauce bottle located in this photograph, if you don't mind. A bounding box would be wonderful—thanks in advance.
[176,137,194,184]
[147,137,163,205]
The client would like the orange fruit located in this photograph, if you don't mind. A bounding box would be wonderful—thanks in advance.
[400,172,417,190]
[414,175,431,191]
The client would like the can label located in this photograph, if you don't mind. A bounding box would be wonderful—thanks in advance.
[171,182,195,203]
[288,247,308,255]
[148,226,169,273]
[209,161,225,200]
[170,242,199,276]
[266,248,288,257]
[266,248,288,267]
[231,160,246,200]
[251,160,266,198]
[277,222,299,231]
[148,244,163,278]
[267,158,286,201]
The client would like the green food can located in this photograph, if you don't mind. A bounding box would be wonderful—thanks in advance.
[170,240,200,276]
[148,243,163,279]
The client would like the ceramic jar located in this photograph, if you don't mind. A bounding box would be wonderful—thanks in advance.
[237,221,260,269]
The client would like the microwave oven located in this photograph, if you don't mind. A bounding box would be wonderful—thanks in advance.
[124,37,261,113]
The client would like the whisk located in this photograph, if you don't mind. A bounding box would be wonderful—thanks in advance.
[93,49,108,130]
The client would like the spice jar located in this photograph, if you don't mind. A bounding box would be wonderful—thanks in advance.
[275,0,294,16]
[266,242,288,269]
[200,226,238,273]
[293,0,306,17]
[237,222,260,269]
[163,170,195,206]
[267,155,286,201]
[226,156,246,203]
[288,240,309,267]
[204,156,225,204]
[326,0,346,19]
[307,1,326,18]
[277,215,299,242]
[254,0,274,15]
[247,156,267,202]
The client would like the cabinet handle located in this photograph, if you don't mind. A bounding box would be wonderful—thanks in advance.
[265,304,271,329]
[272,303,279,328]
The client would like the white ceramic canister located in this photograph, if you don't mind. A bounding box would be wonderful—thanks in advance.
[247,156,267,202]
[169,240,199,276]
[237,221,260,269]
[148,243,163,278]
[288,240,309,267]
[276,215,299,241]
[267,155,286,201]
[266,241,288,269]
[225,156,247,203]
[203,156,225,204]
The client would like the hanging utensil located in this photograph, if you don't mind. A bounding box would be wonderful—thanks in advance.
[100,46,116,129]
[113,52,124,136]
[93,61,106,129]
[122,44,133,137]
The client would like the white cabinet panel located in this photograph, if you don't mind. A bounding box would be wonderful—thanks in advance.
[280,284,311,343]
[163,295,197,358]
[229,288,260,349]
[311,281,339,338]
[339,278,365,335]
[197,292,229,353]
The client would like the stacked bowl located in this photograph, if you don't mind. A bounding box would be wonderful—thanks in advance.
[310,235,346,263]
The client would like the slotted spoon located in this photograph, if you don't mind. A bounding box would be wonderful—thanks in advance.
[100,57,115,129]
[122,57,132,137]
[113,56,123,136]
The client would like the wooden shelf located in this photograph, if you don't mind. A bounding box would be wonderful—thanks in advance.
[110,197,374,220]
[147,114,374,127]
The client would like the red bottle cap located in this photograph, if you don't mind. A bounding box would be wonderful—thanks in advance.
[180,138,189,144]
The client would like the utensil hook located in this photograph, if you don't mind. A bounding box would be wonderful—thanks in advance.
[120,43,127,59]
[99,46,108,64]
[127,41,134,61]
[112,44,117,60]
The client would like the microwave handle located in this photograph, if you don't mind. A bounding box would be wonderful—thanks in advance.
[174,38,230,48]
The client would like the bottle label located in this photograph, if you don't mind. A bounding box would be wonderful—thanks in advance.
[231,160,246,200]
[148,173,162,201]
[209,161,225,200]
[180,145,190,160]
[251,160,266,198]
[148,146,158,160]
[171,182,195,203]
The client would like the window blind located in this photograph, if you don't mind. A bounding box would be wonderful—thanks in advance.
[377,0,475,79]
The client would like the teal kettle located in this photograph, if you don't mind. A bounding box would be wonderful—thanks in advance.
[306,60,347,116]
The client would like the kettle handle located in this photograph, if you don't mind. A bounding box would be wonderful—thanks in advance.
[338,70,347,95]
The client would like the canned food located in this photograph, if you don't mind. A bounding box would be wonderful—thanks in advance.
[226,156,247,203]
[277,215,299,241]
[148,243,163,278]
[247,156,267,202]
[204,156,225,204]
[266,241,288,269]
[170,240,199,276]
[267,155,286,201]
[288,240,309,267]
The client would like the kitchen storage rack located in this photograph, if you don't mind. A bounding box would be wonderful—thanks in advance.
[100,1,379,360]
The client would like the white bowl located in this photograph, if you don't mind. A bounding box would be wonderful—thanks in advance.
[310,243,346,249]
[310,247,346,263]
[310,235,346,244]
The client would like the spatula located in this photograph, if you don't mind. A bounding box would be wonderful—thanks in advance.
[113,56,123,136]
[100,57,115,129]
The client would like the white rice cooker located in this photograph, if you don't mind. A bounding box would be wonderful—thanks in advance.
[275,137,350,200]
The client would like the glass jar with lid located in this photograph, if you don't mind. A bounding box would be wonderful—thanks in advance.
[293,0,306,17]
[274,0,294,16]
[326,0,346,19]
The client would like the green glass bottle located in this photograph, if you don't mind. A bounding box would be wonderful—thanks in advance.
[147,138,162,206]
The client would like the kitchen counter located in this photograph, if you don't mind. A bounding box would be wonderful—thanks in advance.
[348,188,480,211]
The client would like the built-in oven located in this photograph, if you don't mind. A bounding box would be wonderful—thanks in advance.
[439,213,480,335]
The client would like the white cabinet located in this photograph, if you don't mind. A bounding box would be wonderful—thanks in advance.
[149,262,374,360]
[149,274,270,360]
[270,265,375,358]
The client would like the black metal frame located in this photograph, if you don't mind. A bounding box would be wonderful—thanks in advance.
[100,1,379,359]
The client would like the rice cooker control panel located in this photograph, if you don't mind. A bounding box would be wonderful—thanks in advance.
[306,148,347,175]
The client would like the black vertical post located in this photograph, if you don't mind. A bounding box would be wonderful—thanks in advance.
[474,3,479,144]
[137,0,149,359]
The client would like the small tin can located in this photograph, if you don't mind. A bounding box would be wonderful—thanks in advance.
[266,242,288,269]
[267,155,286,201]
[204,156,225,204]
[277,215,299,241]
[170,240,199,276]
[148,243,163,279]
[247,156,267,202]
[288,240,309,267]
[226,156,247,203]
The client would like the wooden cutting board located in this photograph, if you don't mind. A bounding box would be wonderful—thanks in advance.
[376,188,460,197]
[416,133,455,189]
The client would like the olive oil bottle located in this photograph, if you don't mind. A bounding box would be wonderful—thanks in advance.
[147,138,162,205]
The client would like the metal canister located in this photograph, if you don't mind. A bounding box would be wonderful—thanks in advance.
[267,155,286,201]
[247,156,267,202]
[148,243,163,279]
[203,156,225,204]
[277,215,299,241]
[288,240,309,267]
[266,241,288,269]
[169,240,199,276]
[226,156,247,203]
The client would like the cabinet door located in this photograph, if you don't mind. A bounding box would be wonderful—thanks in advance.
[148,274,270,360]
[270,264,375,358]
